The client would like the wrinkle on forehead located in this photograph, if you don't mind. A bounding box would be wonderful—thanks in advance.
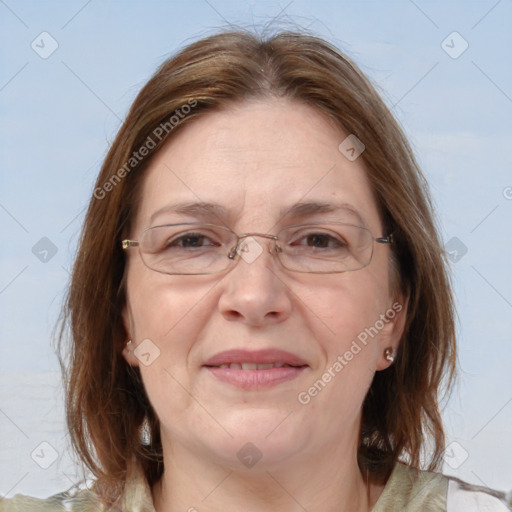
[132,98,382,235]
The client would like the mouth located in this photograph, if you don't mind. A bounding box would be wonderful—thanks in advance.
[208,362,304,370]
[203,349,308,389]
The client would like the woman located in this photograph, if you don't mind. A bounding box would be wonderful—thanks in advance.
[2,29,509,511]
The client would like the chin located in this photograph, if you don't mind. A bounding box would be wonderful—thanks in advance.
[196,407,311,471]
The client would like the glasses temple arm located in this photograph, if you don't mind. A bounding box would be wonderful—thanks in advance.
[122,240,139,249]
[375,234,394,244]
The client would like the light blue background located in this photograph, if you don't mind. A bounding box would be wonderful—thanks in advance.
[1,0,511,499]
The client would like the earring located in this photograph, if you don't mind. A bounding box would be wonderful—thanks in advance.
[384,348,394,363]
[126,340,132,352]
[140,415,151,445]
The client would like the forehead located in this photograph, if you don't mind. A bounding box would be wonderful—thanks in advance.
[133,98,382,233]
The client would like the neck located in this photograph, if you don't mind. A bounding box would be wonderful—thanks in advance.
[152,438,381,512]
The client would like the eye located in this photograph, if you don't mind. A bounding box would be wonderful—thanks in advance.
[143,225,227,254]
[171,233,212,248]
[291,231,347,249]
[302,233,345,248]
[166,231,219,249]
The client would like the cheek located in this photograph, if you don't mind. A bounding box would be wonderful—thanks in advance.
[125,265,227,385]
[125,261,213,343]
[306,270,389,350]
[126,274,221,427]
[297,271,389,406]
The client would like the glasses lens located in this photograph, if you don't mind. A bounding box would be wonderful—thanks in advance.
[277,223,373,273]
[140,224,234,275]
[135,223,376,275]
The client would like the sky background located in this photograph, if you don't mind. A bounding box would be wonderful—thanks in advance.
[1,0,511,500]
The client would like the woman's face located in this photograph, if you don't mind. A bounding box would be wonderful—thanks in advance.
[122,98,406,471]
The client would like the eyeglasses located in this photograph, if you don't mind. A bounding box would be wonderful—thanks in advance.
[121,222,393,275]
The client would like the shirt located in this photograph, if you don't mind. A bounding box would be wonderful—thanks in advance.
[1,460,510,511]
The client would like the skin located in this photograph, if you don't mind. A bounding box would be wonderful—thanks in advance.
[122,98,408,512]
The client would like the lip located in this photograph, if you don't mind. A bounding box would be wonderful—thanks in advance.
[203,348,308,367]
[203,349,309,390]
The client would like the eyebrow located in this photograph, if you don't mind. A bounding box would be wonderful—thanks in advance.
[149,200,366,227]
[280,201,366,226]
[149,201,230,225]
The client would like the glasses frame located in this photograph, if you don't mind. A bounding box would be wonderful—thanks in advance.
[121,222,394,275]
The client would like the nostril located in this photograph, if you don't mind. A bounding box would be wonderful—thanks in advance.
[224,310,243,321]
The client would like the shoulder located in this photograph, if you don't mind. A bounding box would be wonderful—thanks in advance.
[446,477,511,512]
[0,458,155,512]
[372,461,511,512]
[0,489,107,512]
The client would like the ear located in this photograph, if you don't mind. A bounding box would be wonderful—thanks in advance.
[375,294,409,371]
[121,302,140,367]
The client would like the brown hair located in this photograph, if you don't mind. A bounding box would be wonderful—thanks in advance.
[59,28,456,503]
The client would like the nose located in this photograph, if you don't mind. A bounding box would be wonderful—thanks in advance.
[218,235,293,327]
